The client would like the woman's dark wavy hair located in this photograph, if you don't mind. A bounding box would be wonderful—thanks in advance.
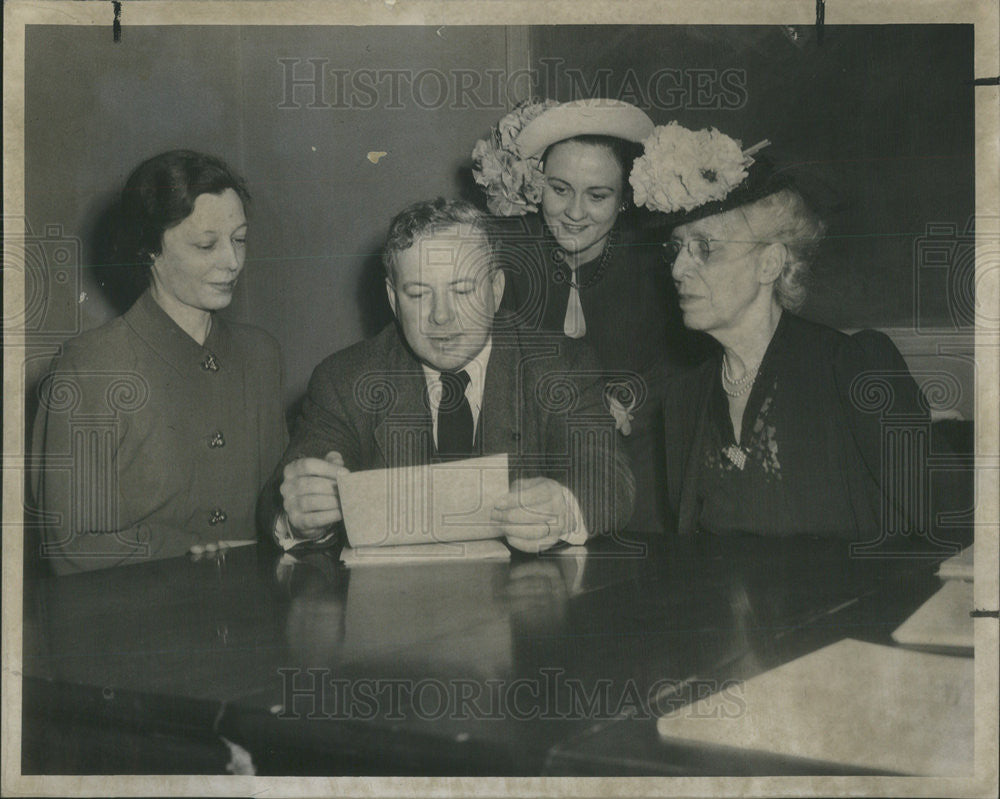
[540,134,645,208]
[115,150,250,284]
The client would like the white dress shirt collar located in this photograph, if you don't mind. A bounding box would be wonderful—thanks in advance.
[420,337,493,440]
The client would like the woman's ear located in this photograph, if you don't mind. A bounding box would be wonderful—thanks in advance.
[491,267,506,313]
[385,278,398,318]
[757,242,787,286]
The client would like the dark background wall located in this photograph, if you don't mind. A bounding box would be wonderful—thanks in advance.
[23,24,974,419]
[529,25,976,331]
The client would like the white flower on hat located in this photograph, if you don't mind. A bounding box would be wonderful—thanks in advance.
[630,122,764,214]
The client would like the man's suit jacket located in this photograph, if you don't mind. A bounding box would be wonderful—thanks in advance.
[258,317,636,540]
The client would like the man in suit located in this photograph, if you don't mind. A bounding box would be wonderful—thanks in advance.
[262,198,634,553]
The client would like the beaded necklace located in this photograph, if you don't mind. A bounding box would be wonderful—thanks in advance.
[551,226,619,290]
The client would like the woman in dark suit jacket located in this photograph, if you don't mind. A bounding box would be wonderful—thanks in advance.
[32,150,287,573]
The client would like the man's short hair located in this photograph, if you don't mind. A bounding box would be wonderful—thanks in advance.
[383,197,494,283]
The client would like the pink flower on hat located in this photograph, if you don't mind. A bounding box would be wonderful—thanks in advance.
[471,99,559,216]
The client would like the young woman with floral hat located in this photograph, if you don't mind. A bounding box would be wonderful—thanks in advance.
[472,99,710,534]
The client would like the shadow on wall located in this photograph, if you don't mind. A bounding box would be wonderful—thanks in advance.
[86,197,149,318]
[357,237,394,340]
[277,238,393,429]
[282,231,393,427]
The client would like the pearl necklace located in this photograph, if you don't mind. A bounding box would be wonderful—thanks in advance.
[721,354,760,398]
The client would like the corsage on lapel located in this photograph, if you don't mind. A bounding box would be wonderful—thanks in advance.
[604,379,638,436]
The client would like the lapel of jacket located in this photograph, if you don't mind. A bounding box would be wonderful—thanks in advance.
[125,290,226,377]
[372,329,433,468]
[479,331,523,456]
[676,361,718,536]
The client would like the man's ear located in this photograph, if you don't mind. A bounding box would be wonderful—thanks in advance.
[385,278,398,318]
[757,242,787,286]
[490,267,505,313]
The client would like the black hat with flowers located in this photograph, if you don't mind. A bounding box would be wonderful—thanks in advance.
[668,154,798,227]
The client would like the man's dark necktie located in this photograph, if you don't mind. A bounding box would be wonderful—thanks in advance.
[436,369,474,456]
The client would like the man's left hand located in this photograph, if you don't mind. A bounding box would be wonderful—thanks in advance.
[492,476,572,553]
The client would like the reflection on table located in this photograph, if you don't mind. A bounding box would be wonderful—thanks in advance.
[21,530,971,776]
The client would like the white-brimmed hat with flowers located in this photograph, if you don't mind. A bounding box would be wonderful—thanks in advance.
[471,98,654,216]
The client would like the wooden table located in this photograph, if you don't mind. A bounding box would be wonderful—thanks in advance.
[21,532,958,776]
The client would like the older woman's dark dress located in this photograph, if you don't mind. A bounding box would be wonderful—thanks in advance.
[663,312,929,540]
[493,212,711,533]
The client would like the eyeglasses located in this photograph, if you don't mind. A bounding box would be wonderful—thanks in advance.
[662,238,714,265]
[662,238,767,266]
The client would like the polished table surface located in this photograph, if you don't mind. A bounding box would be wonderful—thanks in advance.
[21,532,959,776]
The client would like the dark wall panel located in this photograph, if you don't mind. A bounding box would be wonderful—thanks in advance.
[529,25,976,330]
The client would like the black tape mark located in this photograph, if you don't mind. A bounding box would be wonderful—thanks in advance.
[815,0,825,45]
[967,76,1000,86]
[969,609,999,619]
[113,1,122,43]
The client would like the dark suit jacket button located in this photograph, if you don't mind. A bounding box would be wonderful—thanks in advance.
[511,432,521,441]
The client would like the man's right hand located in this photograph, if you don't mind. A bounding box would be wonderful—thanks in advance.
[279,451,350,540]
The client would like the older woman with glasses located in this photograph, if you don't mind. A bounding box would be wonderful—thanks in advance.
[630,125,929,540]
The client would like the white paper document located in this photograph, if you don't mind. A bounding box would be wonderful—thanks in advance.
[656,639,973,776]
[892,579,974,650]
[937,543,974,582]
[338,453,510,548]
[340,539,512,566]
